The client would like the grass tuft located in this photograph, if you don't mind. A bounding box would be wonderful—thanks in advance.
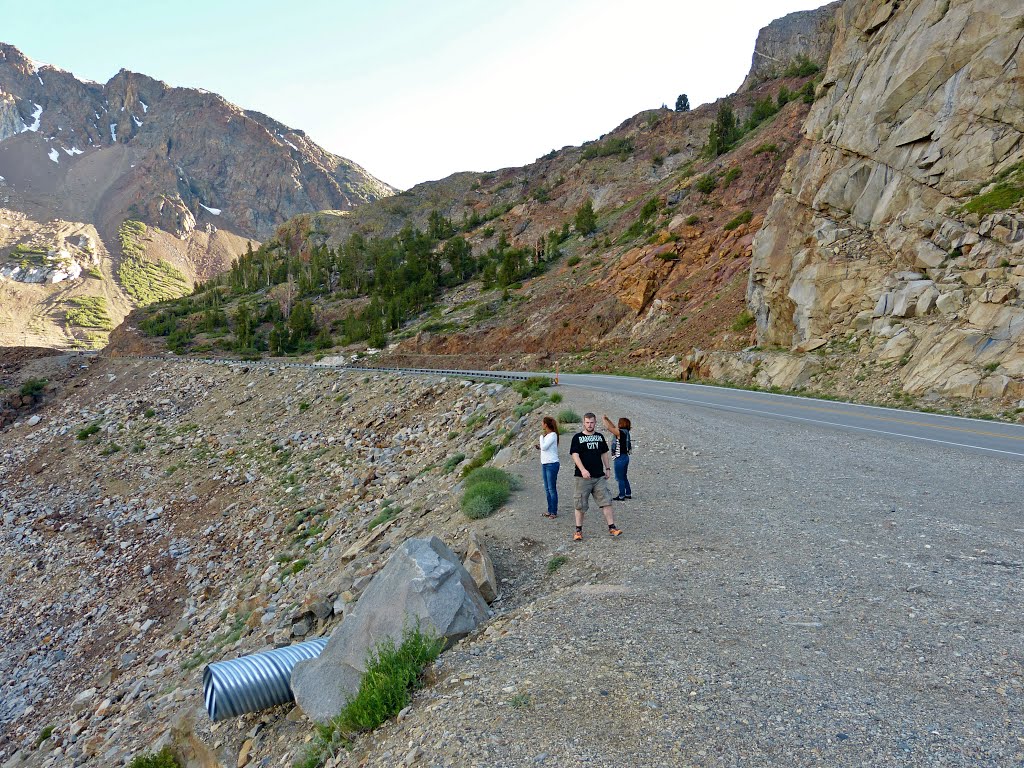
[297,626,444,767]
[557,409,581,423]
[128,748,181,768]
[546,555,568,575]
[442,453,466,473]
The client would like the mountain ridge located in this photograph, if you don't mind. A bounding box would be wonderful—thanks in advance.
[0,41,395,349]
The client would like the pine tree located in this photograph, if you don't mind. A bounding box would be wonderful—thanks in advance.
[675,94,690,112]
[574,199,597,236]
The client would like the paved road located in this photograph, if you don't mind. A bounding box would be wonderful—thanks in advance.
[554,373,1024,462]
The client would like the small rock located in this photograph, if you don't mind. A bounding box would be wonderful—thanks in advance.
[237,738,253,767]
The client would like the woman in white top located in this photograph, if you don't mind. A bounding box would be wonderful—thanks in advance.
[537,415,560,518]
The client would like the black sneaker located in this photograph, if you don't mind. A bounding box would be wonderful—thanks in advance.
[612,495,625,501]
[624,495,632,499]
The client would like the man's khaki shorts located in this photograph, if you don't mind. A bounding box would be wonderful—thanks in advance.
[575,475,612,512]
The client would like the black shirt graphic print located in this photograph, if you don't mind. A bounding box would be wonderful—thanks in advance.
[569,431,608,477]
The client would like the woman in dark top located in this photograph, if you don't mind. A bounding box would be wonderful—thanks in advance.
[602,414,632,501]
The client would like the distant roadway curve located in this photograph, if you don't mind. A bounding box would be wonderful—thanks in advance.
[128,356,1024,461]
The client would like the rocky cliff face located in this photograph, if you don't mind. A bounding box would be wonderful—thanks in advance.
[747,0,1024,402]
[0,42,394,349]
[739,1,842,91]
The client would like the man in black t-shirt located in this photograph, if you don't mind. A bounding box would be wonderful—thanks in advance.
[568,412,623,541]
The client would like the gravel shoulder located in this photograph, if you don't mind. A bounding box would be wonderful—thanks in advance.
[344,384,1023,768]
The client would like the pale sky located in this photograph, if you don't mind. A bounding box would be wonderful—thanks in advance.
[1,0,830,189]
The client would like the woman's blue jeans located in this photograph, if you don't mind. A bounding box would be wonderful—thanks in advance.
[614,455,631,497]
[542,461,559,515]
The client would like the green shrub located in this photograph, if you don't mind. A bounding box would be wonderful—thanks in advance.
[639,198,660,220]
[567,255,581,267]
[443,453,466,473]
[77,423,101,440]
[368,505,400,530]
[35,725,55,747]
[731,310,755,332]
[581,136,634,160]
[461,467,519,519]
[745,97,779,131]
[753,143,779,155]
[574,199,598,235]
[19,378,47,398]
[558,409,581,423]
[724,211,754,231]
[514,401,539,418]
[549,392,563,403]
[460,443,498,476]
[464,466,521,492]
[685,215,701,226]
[722,166,742,188]
[784,55,820,78]
[694,174,717,195]
[461,481,510,519]
[128,748,181,768]
[800,81,816,103]
[512,376,553,399]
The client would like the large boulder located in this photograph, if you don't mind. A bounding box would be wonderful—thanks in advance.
[291,536,489,723]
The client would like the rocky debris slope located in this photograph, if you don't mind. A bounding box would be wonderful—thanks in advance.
[0,358,532,767]
[746,0,1024,404]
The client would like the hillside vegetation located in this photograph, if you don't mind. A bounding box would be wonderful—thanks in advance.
[130,72,821,371]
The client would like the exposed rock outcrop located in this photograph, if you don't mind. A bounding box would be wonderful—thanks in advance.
[739,2,842,91]
[748,0,1024,401]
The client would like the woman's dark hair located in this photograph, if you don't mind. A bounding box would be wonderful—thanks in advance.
[543,415,559,443]
[618,417,631,430]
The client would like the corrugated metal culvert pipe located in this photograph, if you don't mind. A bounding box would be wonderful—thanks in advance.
[203,637,328,721]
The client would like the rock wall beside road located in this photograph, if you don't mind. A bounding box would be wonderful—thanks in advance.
[747,0,1024,402]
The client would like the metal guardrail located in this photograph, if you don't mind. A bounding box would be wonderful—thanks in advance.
[129,355,543,382]
[203,637,328,721]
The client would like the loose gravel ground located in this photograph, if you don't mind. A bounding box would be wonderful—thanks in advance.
[346,384,1023,768]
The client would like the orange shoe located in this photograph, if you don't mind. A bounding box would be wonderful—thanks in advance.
[573,530,583,542]
[608,526,623,537]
